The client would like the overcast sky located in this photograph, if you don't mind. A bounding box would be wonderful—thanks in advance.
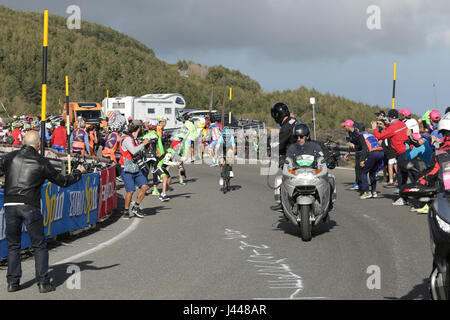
[2,0,450,115]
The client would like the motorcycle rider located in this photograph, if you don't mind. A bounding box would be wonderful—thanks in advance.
[270,102,298,211]
[286,123,324,163]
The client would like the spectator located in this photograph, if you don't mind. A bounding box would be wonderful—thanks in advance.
[341,119,363,191]
[70,120,90,156]
[399,108,420,133]
[87,126,98,156]
[51,120,67,153]
[429,110,442,146]
[119,124,150,218]
[11,122,23,146]
[376,119,397,186]
[358,129,385,199]
[39,123,52,147]
[372,109,409,206]
[0,130,85,293]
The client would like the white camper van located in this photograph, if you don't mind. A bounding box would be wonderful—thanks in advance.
[102,93,186,129]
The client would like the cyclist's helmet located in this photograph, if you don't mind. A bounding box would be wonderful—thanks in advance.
[293,123,310,139]
[270,102,290,125]
[182,112,193,121]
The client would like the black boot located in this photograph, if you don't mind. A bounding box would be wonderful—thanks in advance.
[38,283,55,293]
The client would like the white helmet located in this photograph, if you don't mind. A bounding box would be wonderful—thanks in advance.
[438,112,450,133]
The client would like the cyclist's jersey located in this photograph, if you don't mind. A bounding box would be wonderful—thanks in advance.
[217,135,236,150]
[210,124,221,141]
[141,130,165,157]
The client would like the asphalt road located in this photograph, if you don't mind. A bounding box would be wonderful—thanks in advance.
[0,163,433,300]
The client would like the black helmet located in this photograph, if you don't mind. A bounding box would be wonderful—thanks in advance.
[182,112,193,121]
[293,123,310,139]
[270,102,290,124]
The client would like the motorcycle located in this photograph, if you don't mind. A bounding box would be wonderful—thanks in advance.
[400,162,450,300]
[276,153,337,241]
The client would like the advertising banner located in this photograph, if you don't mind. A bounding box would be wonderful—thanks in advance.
[0,173,99,259]
[98,166,117,220]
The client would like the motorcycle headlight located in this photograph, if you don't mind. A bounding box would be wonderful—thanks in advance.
[436,215,450,234]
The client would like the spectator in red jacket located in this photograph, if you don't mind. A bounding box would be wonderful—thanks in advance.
[372,109,410,206]
[51,120,67,153]
[11,123,23,146]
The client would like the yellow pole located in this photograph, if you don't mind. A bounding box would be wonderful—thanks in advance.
[106,89,109,118]
[392,62,397,109]
[40,10,49,155]
[66,75,71,173]
[229,88,232,124]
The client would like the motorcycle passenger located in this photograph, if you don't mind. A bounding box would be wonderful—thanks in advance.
[270,102,297,166]
[286,123,324,163]
[358,130,385,199]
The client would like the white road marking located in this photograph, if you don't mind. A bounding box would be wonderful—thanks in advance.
[333,167,354,171]
[225,228,304,299]
[253,297,328,300]
[51,218,141,266]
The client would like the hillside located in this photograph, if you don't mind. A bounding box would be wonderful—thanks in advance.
[0,5,389,129]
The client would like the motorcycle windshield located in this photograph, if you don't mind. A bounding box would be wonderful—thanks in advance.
[435,193,450,224]
[295,154,315,167]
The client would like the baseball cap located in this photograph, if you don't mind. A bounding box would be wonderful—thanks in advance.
[375,111,386,117]
[388,109,399,119]
[399,108,411,118]
[430,110,441,122]
[128,116,132,121]
[340,119,354,127]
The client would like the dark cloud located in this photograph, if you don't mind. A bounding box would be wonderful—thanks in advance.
[3,0,450,61]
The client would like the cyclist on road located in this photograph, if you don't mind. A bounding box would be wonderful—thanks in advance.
[215,127,236,186]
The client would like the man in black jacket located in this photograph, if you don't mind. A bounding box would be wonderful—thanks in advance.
[270,102,298,167]
[0,130,85,293]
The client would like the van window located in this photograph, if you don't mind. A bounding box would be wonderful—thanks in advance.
[112,102,125,109]
[76,110,103,120]
[148,108,155,114]
[175,97,185,105]
[165,108,172,114]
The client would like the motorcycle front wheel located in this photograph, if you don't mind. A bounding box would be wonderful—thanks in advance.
[299,205,312,242]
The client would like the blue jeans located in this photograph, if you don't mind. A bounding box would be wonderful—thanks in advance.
[52,145,65,153]
[360,151,384,193]
[5,205,50,286]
